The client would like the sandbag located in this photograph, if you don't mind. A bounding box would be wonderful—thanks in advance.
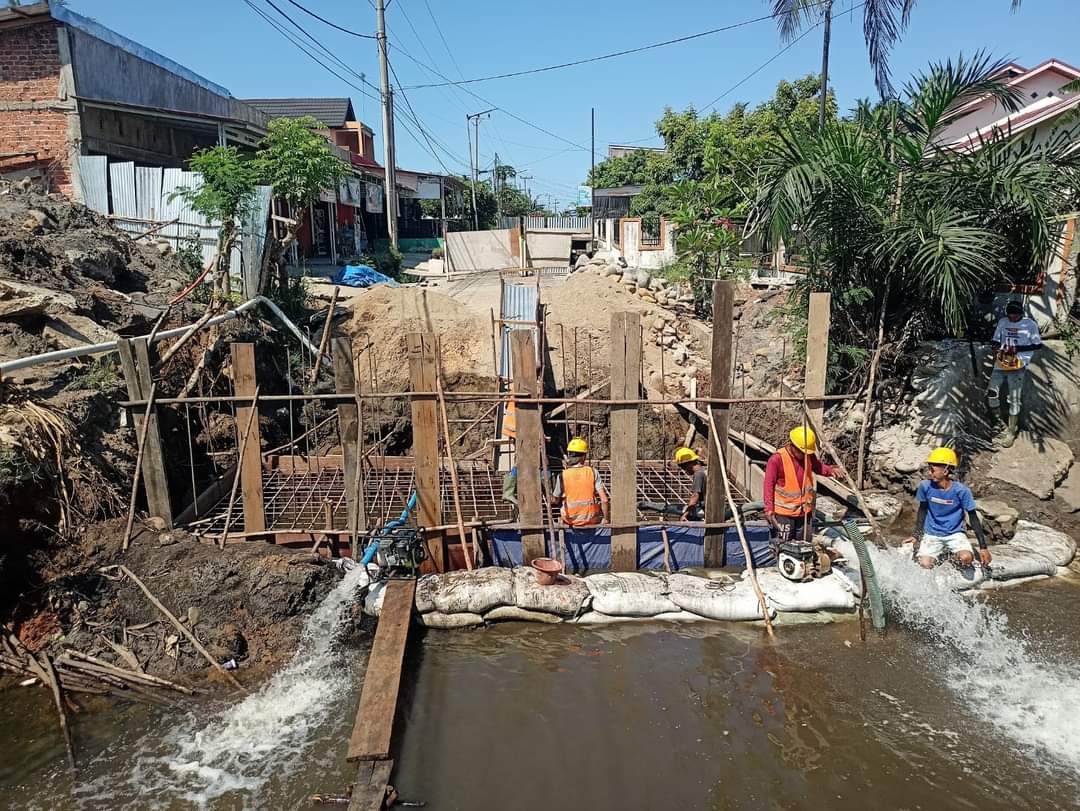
[420,612,485,629]
[977,573,1051,590]
[984,546,1057,581]
[666,573,774,621]
[828,562,864,598]
[1008,521,1076,566]
[415,568,515,615]
[584,572,678,617]
[363,580,387,616]
[936,561,987,591]
[755,569,857,613]
[574,610,706,624]
[512,567,591,617]
[484,606,564,624]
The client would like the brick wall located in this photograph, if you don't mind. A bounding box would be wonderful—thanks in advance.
[0,20,72,193]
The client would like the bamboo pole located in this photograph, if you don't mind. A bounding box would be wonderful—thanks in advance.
[39,652,76,770]
[123,382,159,551]
[309,286,339,385]
[117,565,246,693]
[434,356,473,570]
[707,407,774,637]
[218,388,261,548]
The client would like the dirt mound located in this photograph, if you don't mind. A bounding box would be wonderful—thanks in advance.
[346,284,495,392]
[0,182,192,364]
[10,519,348,679]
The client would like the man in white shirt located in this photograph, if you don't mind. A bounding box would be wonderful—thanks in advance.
[987,300,1042,448]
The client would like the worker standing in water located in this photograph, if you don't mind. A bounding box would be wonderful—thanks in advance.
[903,447,992,568]
[551,437,609,527]
[988,300,1043,448]
[674,447,707,521]
[764,427,844,543]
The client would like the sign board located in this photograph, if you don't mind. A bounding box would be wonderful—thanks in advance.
[365,182,383,213]
[416,179,442,200]
[577,185,591,207]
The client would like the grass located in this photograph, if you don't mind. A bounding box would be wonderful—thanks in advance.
[64,355,121,393]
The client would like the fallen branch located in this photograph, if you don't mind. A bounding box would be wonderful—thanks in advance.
[39,652,76,770]
[117,565,247,694]
[309,286,339,385]
[61,650,194,695]
[154,302,222,371]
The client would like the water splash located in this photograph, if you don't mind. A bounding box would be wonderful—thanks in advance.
[75,562,370,809]
[870,546,1080,777]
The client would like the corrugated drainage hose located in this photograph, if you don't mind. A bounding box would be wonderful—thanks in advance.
[841,519,886,633]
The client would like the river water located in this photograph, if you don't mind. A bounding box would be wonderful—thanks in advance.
[2,555,1080,810]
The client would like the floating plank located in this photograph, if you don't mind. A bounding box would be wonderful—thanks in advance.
[348,579,415,762]
[705,281,734,566]
[347,758,393,811]
[610,312,640,571]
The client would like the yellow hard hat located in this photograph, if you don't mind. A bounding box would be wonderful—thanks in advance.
[789,426,817,454]
[926,447,959,467]
[674,447,699,465]
[567,437,588,454]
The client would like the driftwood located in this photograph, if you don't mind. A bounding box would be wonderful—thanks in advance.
[117,565,247,693]
[39,652,76,770]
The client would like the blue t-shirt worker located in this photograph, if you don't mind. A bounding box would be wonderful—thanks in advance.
[905,447,991,569]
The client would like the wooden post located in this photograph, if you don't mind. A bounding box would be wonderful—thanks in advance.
[610,311,640,571]
[510,330,544,564]
[230,342,265,535]
[704,281,734,567]
[408,333,444,571]
[805,292,832,429]
[334,337,361,536]
[116,338,173,527]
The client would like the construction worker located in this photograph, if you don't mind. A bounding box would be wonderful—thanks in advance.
[988,300,1043,448]
[763,427,843,543]
[904,447,991,568]
[551,437,609,527]
[674,447,707,521]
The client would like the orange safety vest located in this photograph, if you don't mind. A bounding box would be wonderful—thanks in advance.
[501,398,516,439]
[560,465,603,527]
[773,447,815,518]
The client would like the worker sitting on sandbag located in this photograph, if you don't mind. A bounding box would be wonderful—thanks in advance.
[764,427,844,543]
[904,447,992,569]
[551,437,609,527]
[674,446,707,521]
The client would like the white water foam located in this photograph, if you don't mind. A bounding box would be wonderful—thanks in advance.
[74,563,371,809]
[870,547,1080,777]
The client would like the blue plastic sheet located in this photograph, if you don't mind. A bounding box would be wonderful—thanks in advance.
[490,525,775,572]
[332,264,399,289]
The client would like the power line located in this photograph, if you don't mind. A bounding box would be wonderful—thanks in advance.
[422,0,466,80]
[400,5,827,90]
[281,0,377,39]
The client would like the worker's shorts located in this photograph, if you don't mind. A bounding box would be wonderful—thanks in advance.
[987,367,1028,416]
[916,532,973,560]
[773,514,812,544]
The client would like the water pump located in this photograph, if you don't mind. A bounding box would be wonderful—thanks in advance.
[777,539,832,582]
[376,526,426,578]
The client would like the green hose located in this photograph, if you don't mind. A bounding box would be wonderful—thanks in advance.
[841,519,886,633]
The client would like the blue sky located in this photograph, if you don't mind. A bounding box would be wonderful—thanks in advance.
[68,0,1077,209]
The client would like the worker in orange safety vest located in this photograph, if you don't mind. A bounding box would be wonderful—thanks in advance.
[763,426,844,543]
[551,437,610,527]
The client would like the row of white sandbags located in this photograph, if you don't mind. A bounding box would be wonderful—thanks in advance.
[363,564,864,628]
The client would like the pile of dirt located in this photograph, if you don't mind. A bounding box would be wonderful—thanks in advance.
[8,519,349,680]
[0,181,192,365]
[346,284,496,392]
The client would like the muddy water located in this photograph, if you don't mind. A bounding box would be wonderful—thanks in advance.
[2,576,1079,810]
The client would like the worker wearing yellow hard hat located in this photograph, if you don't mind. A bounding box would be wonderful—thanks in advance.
[904,447,992,568]
[552,437,609,527]
[763,426,844,544]
[674,446,707,521]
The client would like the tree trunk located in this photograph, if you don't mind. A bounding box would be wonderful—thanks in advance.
[818,0,833,131]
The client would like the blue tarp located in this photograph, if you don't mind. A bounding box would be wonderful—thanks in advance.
[490,525,774,572]
[332,264,399,289]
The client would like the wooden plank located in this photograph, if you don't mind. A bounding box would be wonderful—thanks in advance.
[348,579,415,762]
[230,342,265,534]
[333,337,362,534]
[805,292,831,430]
[348,758,393,811]
[609,312,639,571]
[408,333,444,571]
[116,339,173,527]
[510,330,545,563]
[704,281,734,566]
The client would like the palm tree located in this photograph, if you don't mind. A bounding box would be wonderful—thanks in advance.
[768,1,1025,130]
[749,53,1080,383]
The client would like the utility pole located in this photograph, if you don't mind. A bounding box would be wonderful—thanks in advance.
[466,108,494,230]
[590,107,596,242]
[376,0,398,248]
[520,175,533,209]
[494,150,501,225]
[818,0,833,132]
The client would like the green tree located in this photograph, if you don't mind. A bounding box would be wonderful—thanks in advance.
[173,145,259,300]
[750,54,1080,392]
[255,116,347,293]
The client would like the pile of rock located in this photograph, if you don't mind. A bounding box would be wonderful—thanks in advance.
[572,252,695,312]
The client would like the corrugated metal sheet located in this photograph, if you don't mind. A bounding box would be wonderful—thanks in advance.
[78,155,108,214]
[499,281,540,381]
[108,161,137,236]
[135,166,162,221]
[241,185,273,298]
